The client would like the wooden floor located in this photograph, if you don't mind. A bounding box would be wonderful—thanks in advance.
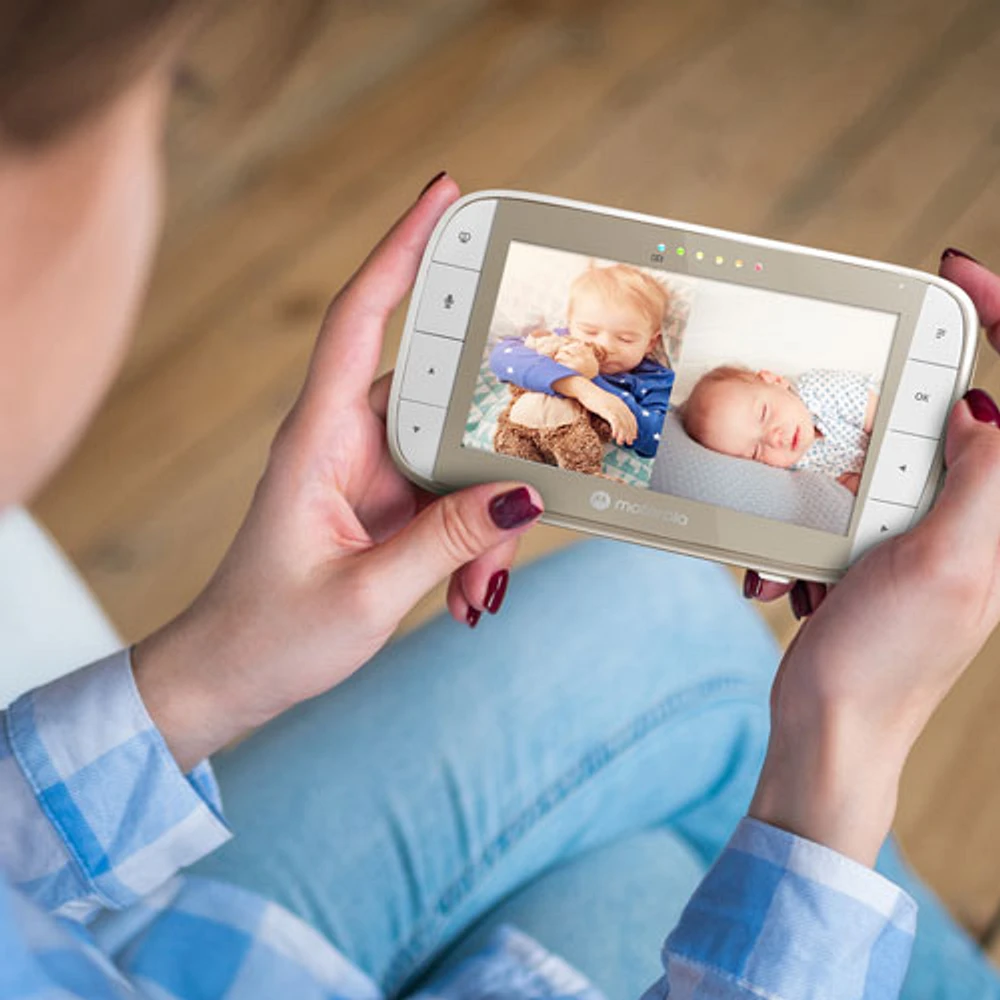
[32,0,1000,955]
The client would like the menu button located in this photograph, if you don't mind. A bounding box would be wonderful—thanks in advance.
[909,284,963,368]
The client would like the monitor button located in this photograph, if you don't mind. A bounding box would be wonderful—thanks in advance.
[888,360,957,439]
[416,263,480,341]
[397,400,446,478]
[851,498,915,562]
[909,284,964,369]
[401,332,463,408]
[432,198,497,272]
[867,429,940,507]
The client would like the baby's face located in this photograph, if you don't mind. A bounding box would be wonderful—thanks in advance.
[695,373,815,467]
[567,287,657,375]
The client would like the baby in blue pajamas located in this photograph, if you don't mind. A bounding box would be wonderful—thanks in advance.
[680,365,880,494]
[489,263,675,459]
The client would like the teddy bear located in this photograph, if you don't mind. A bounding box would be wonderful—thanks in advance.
[494,331,612,475]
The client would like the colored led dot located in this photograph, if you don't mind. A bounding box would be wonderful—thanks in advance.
[695,251,705,261]
[735,259,744,268]
[754,262,764,272]
[714,255,724,265]
[657,243,666,253]
[676,247,686,256]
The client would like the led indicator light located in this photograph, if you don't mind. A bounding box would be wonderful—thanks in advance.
[714,255,724,265]
[734,259,744,268]
[754,262,764,272]
[657,243,667,253]
[695,251,705,261]
[676,247,686,256]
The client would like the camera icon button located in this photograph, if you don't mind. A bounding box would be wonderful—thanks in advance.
[432,198,497,272]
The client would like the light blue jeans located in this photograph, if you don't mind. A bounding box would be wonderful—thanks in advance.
[191,541,1000,998]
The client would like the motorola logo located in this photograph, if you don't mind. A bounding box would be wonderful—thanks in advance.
[589,489,612,511]
[588,489,689,526]
[614,499,689,526]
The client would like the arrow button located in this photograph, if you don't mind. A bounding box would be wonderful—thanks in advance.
[398,400,446,478]
[869,429,939,507]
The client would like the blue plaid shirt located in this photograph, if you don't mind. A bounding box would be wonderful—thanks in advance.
[0,651,917,998]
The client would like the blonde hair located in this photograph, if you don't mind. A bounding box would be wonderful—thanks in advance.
[568,263,672,365]
[679,365,757,444]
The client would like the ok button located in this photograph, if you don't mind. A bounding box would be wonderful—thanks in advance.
[889,359,957,439]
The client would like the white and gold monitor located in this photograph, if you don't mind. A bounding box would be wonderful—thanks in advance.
[388,191,978,582]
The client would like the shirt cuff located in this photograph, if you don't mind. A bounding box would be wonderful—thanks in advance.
[660,817,916,1000]
[5,649,231,911]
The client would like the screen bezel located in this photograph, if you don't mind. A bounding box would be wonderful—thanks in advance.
[432,197,937,578]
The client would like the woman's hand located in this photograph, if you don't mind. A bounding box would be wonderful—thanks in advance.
[749,251,1000,865]
[132,176,543,771]
[555,375,638,444]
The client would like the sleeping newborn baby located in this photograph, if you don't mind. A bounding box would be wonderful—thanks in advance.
[679,366,880,495]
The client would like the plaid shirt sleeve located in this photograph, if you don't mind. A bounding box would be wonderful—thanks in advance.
[642,818,917,1000]
[0,649,231,921]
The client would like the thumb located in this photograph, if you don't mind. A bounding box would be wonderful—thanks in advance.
[917,391,1000,551]
[361,484,543,621]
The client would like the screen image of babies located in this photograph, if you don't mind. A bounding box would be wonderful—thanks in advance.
[679,366,880,495]
[489,263,676,465]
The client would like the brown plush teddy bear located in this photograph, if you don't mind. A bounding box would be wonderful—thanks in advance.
[494,331,612,474]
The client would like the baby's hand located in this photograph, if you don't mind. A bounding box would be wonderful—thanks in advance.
[524,330,563,357]
[837,471,861,495]
[587,387,638,445]
[551,376,638,445]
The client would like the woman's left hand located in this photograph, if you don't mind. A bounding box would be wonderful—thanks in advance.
[132,176,544,771]
[749,252,1000,865]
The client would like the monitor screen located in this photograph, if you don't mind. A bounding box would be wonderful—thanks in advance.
[462,240,898,535]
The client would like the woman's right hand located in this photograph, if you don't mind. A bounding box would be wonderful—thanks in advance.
[133,177,545,772]
[749,251,1000,865]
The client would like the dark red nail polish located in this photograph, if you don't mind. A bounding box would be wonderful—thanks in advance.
[420,171,447,197]
[789,581,811,621]
[965,388,1000,427]
[941,247,980,265]
[743,570,763,600]
[466,606,481,628]
[484,569,509,614]
[489,487,542,530]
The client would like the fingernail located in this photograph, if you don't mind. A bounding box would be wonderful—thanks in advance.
[941,247,980,265]
[965,388,1000,427]
[420,170,447,197]
[484,569,509,614]
[489,487,542,530]
[790,581,812,621]
[743,570,763,600]
[466,606,481,629]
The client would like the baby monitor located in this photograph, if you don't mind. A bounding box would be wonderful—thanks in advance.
[388,191,977,582]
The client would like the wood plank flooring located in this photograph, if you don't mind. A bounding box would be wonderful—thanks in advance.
[30,0,1000,951]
